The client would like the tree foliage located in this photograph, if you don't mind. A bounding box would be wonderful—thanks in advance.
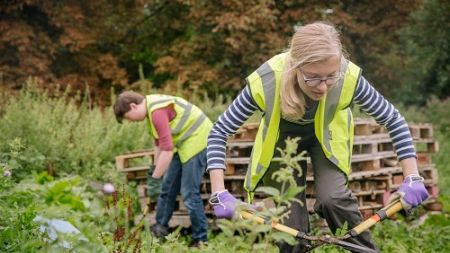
[390,0,450,104]
[0,0,140,100]
[3,0,443,104]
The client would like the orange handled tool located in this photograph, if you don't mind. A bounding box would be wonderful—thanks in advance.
[240,199,403,253]
[348,199,403,237]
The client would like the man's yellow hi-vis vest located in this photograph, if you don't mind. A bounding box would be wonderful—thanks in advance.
[244,53,361,201]
[146,94,212,163]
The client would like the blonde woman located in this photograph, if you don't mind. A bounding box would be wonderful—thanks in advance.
[207,22,428,252]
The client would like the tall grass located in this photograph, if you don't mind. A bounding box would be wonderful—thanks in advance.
[0,79,240,181]
[0,80,149,181]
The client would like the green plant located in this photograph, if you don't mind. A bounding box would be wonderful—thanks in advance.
[392,0,450,105]
[372,209,450,253]
[0,167,44,252]
[0,80,149,181]
[1,80,449,252]
[204,138,308,252]
[257,137,307,222]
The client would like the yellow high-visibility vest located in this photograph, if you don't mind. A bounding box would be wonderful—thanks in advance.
[146,95,212,163]
[244,53,361,201]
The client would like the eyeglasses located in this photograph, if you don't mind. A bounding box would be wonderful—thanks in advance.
[299,69,341,87]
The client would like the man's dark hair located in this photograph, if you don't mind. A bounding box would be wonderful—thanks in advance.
[113,91,145,123]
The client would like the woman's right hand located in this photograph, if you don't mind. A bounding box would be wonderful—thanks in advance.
[208,190,238,219]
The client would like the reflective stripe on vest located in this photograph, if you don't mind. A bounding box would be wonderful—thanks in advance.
[148,98,197,137]
[146,95,212,163]
[244,53,360,199]
[244,53,284,194]
[315,60,360,172]
[246,63,277,182]
[176,113,207,146]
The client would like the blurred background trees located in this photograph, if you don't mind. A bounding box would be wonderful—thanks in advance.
[389,0,450,105]
[0,0,448,104]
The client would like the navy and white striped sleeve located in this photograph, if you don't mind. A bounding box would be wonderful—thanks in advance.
[353,76,416,160]
[207,86,259,171]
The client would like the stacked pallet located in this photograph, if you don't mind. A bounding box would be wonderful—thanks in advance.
[115,119,441,226]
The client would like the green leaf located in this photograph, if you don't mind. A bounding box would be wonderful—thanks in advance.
[35,172,53,184]
[255,186,280,197]
[282,185,305,200]
[271,231,297,245]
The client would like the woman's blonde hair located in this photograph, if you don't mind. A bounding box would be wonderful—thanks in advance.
[280,21,344,120]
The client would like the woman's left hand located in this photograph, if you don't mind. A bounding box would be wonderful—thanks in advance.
[389,174,429,214]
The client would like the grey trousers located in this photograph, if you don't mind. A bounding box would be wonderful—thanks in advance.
[262,120,378,253]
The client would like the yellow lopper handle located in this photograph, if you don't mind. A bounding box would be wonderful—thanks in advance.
[349,199,403,237]
[240,211,300,237]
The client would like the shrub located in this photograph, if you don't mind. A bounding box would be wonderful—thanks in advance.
[0,79,149,181]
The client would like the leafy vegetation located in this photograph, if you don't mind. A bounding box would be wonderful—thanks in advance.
[0,79,148,181]
[391,0,450,105]
[4,0,449,104]
[0,87,449,252]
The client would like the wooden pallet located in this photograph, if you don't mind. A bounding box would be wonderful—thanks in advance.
[227,123,259,142]
[115,150,154,171]
[116,124,437,176]
[408,123,434,140]
[354,119,387,136]
[117,120,441,229]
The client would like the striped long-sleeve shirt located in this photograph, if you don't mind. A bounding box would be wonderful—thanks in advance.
[207,75,416,170]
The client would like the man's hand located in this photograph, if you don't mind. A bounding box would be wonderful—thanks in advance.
[147,165,162,202]
[389,174,429,214]
[209,190,238,219]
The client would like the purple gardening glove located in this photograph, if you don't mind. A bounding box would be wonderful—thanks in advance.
[209,190,238,219]
[389,174,429,214]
